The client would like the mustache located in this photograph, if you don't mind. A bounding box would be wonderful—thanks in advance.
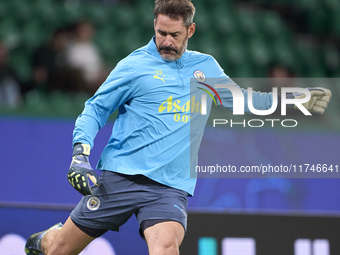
[159,46,178,53]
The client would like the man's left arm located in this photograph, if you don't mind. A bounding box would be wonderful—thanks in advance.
[217,84,332,115]
[288,87,332,114]
[208,57,332,114]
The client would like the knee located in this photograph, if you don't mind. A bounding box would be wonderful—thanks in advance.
[44,237,86,255]
[45,244,76,255]
[149,241,179,255]
[45,246,58,255]
[44,239,66,255]
[41,229,63,255]
[43,235,73,255]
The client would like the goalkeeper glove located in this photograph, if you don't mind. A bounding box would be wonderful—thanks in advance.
[67,143,101,196]
[293,87,332,114]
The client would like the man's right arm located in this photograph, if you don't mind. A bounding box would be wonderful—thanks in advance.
[73,60,134,148]
[68,60,135,195]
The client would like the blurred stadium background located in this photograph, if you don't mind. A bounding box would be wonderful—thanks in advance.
[1,0,340,116]
[1,0,340,254]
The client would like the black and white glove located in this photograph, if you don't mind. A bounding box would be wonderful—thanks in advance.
[67,143,101,195]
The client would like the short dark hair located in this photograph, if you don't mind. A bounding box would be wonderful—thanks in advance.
[154,0,195,28]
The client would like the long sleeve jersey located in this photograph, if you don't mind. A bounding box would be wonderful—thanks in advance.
[73,37,273,196]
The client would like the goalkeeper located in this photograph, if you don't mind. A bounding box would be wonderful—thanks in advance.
[25,0,331,254]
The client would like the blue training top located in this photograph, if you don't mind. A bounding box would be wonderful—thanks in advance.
[73,37,273,196]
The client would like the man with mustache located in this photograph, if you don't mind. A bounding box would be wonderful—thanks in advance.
[25,0,331,254]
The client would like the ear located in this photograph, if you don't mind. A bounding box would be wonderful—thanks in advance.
[154,18,157,29]
[187,23,196,38]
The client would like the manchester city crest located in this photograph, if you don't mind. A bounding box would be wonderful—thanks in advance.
[194,70,206,82]
[87,196,101,211]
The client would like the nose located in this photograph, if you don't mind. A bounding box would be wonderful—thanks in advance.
[162,35,173,47]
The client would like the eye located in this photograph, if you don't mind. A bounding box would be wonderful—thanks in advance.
[170,33,180,38]
[158,31,167,37]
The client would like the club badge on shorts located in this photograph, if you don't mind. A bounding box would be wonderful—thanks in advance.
[87,196,100,211]
[194,70,206,82]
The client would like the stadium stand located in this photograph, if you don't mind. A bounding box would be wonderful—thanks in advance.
[0,0,339,117]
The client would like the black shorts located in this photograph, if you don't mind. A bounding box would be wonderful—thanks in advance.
[70,171,188,238]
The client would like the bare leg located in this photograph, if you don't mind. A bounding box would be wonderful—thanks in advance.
[42,217,95,255]
[144,221,185,255]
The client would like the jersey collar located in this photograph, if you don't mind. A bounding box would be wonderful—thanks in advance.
[147,36,189,68]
